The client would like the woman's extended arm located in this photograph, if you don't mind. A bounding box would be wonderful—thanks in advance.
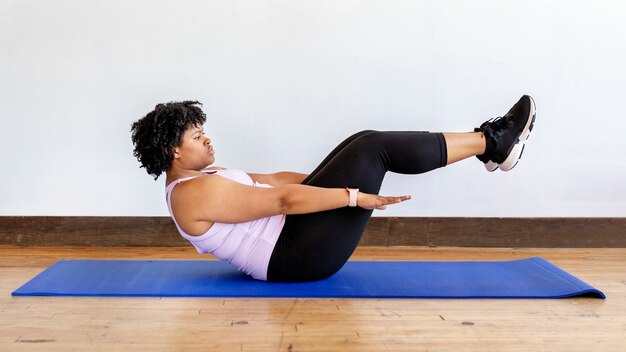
[192,177,411,224]
[279,184,411,214]
[247,171,308,187]
[273,172,308,186]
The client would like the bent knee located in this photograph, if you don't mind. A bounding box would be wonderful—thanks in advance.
[349,129,378,140]
[355,130,388,147]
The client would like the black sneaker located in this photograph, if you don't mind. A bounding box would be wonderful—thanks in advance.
[474,95,536,172]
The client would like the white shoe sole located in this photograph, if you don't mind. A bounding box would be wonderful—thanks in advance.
[485,160,499,172]
[499,96,536,171]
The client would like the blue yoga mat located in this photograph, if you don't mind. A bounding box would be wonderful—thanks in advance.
[12,257,605,299]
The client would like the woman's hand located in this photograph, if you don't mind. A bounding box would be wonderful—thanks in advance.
[357,192,411,210]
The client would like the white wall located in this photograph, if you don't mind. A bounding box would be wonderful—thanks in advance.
[1,0,624,217]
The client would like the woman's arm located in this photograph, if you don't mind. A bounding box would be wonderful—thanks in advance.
[280,184,410,214]
[247,171,309,187]
[191,176,410,224]
[273,172,309,186]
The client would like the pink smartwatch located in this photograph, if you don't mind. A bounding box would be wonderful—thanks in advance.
[346,187,359,207]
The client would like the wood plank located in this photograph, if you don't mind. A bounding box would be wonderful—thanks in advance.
[2,217,625,247]
[1,247,624,351]
[0,216,188,247]
[387,217,626,247]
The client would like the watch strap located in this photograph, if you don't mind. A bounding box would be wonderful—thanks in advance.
[346,187,359,207]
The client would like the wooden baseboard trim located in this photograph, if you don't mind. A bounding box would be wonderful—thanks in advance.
[1,216,624,248]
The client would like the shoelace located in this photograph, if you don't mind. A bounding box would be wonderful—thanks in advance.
[476,116,510,136]
[486,116,509,130]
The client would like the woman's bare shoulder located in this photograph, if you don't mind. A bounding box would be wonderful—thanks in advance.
[170,176,220,235]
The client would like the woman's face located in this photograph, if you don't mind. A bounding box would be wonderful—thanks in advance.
[173,124,216,170]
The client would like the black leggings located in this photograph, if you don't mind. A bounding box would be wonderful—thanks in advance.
[266,130,448,282]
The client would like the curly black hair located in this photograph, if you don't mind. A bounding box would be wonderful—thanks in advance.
[130,101,207,180]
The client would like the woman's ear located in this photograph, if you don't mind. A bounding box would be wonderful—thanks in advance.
[164,147,179,159]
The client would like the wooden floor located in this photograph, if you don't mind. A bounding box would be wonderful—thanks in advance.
[1,246,624,351]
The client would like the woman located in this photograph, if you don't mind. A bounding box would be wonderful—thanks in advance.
[130,96,536,282]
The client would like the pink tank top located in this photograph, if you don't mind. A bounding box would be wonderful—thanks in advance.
[165,168,286,281]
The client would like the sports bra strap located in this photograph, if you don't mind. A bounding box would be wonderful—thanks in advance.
[165,170,218,192]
